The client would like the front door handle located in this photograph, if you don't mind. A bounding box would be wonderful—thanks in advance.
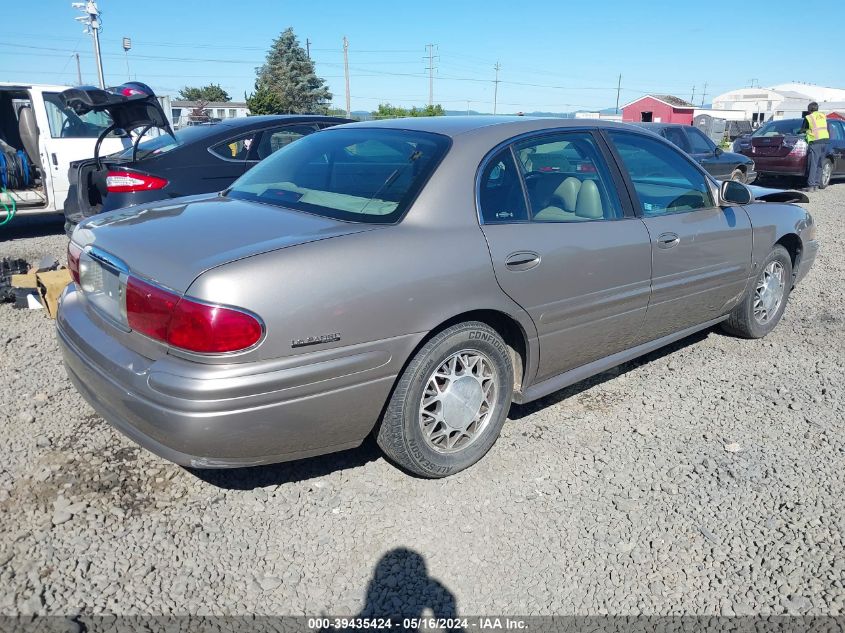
[505,251,541,271]
[657,233,680,249]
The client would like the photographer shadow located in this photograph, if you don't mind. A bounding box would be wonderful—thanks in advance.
[324,547,461,632]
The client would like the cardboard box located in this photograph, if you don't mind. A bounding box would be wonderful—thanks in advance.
[36,269,72,318]
[10,272,38,289]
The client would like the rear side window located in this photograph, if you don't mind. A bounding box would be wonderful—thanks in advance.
[662,127,690,152]
[478,148,528,223]
[227,128,450,223]
[608,131,713,215]
[685,127,714,154]
[513,132,622,222]
[210,133,256,161]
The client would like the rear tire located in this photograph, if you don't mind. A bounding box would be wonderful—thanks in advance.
[376,321,514,478]
[721,245,792,339]
[819,159,833,189]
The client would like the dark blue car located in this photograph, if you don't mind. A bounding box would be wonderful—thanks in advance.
[61,84,349,235]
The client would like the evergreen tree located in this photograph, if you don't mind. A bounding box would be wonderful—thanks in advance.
[250,28,332,114]
[178,84,231,102]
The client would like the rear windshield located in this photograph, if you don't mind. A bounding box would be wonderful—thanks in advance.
[752,120,802,137]
[226,128,450,223]
[111,125,219,160]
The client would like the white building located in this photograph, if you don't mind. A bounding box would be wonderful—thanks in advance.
[711,83,845,124]
[170,100,249,128]
[574,111,623,122]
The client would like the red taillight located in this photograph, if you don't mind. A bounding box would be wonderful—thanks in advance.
[167,299,263,353]
[125,277,179,341]
[125,276,262,353]
[67,242,82,284]
[106,170,168,193]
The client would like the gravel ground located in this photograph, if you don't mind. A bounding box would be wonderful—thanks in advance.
[0,186,843,618]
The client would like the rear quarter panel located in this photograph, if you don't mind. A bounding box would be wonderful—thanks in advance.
[187,221,535,365]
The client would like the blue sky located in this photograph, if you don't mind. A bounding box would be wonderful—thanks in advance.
[1,0,842,114]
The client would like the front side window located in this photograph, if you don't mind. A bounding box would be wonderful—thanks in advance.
[227,128,450,223]
[513,132,622,222]
[685,127,715,154]
[210,133,257,161]
[478,148,528,223]
[254,124,316,160]
[608,131,714,216]
[43,92,113,138]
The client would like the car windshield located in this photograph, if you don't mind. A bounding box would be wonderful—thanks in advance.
[752,120,802,137]
[226,128,450,223]
[111,125,220,160]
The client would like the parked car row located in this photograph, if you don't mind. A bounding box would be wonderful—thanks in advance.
[59,97,818,477]
[732,118,845,188]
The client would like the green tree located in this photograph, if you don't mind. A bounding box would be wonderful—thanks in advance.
[244,81,285,115]
[373,103,408,119]
[372,103,445,119]
[250,27,332,114]
[178,83,231,102]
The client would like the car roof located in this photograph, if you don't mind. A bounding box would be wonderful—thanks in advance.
[336,115,636,138]
[216,114,351,128]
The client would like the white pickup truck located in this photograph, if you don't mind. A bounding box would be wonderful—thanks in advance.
[0,82,130,219]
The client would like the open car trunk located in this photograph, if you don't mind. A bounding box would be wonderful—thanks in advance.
[60,82,172,222]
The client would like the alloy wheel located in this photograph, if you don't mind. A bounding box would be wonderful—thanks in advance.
[821,161,832,188]
[753,260,785,324]
[418,350,498,454]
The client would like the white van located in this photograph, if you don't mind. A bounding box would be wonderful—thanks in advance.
[0,82,129,218]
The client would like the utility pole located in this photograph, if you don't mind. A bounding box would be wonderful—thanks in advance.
[425,43,437,106]
[342,36,351,118]
[72,1,105,88]
[615,74,622,114]
[493,62,501,115]
[700,81,707,107]
[122,37,132,81]
[306,38,311,60]
[74,52,82,85]
[691,85,696,104]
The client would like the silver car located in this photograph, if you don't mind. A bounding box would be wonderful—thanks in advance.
[58,117,818,478]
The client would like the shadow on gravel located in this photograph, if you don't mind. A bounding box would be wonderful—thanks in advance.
[320,547,458,625]
[186,435,383,490]
[1,215,65,240]
[508,327,712,420]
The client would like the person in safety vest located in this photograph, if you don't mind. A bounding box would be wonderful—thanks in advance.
[799,101,830,192]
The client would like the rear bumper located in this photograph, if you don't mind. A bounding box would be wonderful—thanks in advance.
[753,155,807,177]
[57,286,417,468]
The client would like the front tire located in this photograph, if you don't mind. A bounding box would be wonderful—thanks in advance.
[730,168,746,183]
[376,321,514,478]
[721,245,792,339]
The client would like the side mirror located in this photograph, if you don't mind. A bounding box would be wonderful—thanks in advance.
[720,180,752,205]
[714,146,723,156]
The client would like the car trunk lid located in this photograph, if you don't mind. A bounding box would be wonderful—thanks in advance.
[73,195,381,292]
[750,134,801,158]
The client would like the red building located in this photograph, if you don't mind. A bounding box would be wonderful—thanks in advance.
[621,94,696,125]
[828,111,845,121]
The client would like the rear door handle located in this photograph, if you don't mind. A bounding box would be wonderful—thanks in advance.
[657,233,680,249]
[505,251,541,271]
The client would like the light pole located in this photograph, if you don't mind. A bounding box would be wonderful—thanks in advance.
[72,1,105,88]
[122,36,132,81]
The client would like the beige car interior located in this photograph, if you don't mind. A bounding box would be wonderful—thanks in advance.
[533,177,605,222]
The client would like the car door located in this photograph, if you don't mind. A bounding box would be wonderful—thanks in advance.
[684,126,731,179]
[606,130,753,342]
[478,131,653,382]
[828,120,845,174]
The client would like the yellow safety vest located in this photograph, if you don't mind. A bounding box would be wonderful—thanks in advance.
[805,111,830,142]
